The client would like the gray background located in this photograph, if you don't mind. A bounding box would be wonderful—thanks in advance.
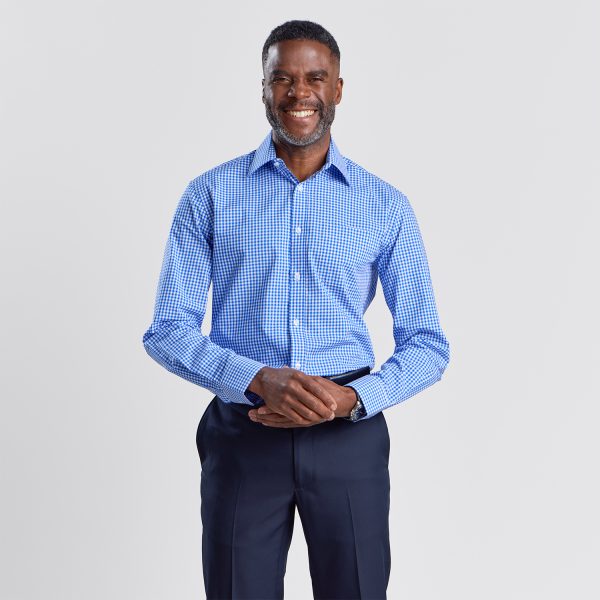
[2,0,599,598]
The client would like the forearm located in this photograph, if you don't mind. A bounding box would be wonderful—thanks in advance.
[143,320,266,405]
[346,328,450,419]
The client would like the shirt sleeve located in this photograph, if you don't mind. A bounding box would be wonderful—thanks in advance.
[141,178,266,405]
[344,190,450,420]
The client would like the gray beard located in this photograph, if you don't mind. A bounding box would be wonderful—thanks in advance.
[264,101,336,147]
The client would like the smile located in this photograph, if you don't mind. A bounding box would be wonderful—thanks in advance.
[285,109,316,118]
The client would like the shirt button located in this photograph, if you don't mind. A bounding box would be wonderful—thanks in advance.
[294,272,300,280]
[295,362,301,369]
[297,183,303,192]
[293,319,299,327]
[295,226,301,234]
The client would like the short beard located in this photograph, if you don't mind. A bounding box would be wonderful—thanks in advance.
[264,100,336,147]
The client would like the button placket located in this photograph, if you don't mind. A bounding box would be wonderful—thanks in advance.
[290,180,306,372]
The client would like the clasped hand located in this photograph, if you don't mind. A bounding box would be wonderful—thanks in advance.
[247,366,357,428]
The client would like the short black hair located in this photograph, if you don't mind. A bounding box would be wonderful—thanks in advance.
[262,20,340,71]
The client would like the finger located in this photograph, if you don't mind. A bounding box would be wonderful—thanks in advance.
[251,411,288,422]
[268,373,334,420]
[307,376,338,409]
[250,403,319,424]
[249,403,292,417]
[258,418,296,427]
[256,403,325,421]
[292,379,337,419]
[252,405,328,426]
[282,395,333,422]
[255,406,279,415]
[253,403,313,425]
[257,368,335,422]
[253,414,298,427]
[279,403,316,425]
[256,415,324,427]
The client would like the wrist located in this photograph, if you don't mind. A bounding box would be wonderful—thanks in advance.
[343,386,366,422]
[342,386,358,417]
[247,366,269,395]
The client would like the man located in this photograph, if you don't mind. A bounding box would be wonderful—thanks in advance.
[142,19,450,600]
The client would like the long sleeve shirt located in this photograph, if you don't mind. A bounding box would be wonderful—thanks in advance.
[141,131,450,421]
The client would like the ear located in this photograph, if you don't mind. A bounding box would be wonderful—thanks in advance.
[335,77,344,105]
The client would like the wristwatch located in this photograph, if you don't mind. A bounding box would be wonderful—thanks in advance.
[344,391,366,422]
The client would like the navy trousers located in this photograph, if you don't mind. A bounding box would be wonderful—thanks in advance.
[196,393,391,599]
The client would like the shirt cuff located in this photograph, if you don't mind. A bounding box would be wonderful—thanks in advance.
[218,353,267,406]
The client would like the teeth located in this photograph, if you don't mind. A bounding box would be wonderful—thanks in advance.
[287,110,315,117]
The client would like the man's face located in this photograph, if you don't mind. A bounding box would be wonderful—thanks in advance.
[262,39,343,147]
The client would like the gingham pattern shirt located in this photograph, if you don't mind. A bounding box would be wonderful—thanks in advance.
[142,132,450,421]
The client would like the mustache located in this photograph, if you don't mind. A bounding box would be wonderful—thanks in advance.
[279,103,323,112]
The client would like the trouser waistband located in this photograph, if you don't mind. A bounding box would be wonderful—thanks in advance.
[322,366,371,386]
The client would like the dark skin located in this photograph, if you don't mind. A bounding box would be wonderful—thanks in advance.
[247,39,358,428]
[262,38,342,181]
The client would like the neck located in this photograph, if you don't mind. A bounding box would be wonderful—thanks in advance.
[272,130,331,182]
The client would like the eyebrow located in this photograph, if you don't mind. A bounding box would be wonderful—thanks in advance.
[271,68,329,77]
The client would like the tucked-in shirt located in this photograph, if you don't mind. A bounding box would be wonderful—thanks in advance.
[142,131,450,421]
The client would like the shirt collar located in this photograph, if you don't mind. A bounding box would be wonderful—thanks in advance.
[248,131,351,186]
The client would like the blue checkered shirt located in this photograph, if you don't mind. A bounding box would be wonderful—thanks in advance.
[142,132,450,421]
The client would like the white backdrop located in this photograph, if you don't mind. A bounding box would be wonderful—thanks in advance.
[2,1,599,598]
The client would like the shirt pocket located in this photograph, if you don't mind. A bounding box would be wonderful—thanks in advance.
[308,224,380,276]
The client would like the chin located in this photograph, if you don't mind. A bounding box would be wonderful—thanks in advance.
[279,126,327,147]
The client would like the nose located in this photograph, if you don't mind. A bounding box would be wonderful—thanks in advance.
[288,78,311,99]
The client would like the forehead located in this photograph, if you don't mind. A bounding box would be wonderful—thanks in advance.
[264,39,336,73]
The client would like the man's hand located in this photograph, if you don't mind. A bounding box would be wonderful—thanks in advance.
[247,368,358,428]
[246,366,336,426]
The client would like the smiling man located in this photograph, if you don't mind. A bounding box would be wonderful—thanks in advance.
[142,19,450,600]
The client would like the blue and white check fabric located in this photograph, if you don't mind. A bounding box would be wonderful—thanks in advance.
[142,131,450,421]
